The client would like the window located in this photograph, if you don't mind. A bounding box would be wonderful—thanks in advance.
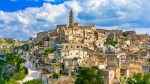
[110,74,112,78]
[64,54,67,56]
[81,46,82,48]
[76,53,78,55]
[71,53,72,55]
[77,46,79,48]
[66,46,68,48]
[71,45,73,48]
[111,58,113,60]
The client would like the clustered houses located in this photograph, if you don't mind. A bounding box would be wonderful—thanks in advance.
[0,38,22,55]
[0,38,20,49]
[24,10,150,84]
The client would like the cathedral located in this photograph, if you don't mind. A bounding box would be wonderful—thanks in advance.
[55,10,103,46]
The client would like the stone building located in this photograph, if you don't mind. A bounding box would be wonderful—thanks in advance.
[37,31,48,38]
[125,31,136,35]
[102,69,115,84]
[121,62,142,74]
[54,43,87,62]
[47,10,107,51]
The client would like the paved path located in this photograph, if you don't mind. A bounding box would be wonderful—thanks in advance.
[18,56,39,84]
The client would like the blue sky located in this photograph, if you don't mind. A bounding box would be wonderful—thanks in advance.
[0,0,150,41]
[0,0,68,12]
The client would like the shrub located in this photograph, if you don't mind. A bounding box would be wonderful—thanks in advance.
[122,32,127,37]
[106,38,118,46]
[23,79,43,84]
[45,47,56,54]
[53,72,59,78]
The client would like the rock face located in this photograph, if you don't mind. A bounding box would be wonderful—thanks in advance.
[2,64,17,77]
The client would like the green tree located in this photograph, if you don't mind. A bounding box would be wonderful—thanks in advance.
[36,43,40,46]
[122,32,127,37]
[53,62,63,67]
[96,69,104,84]
[18,45,25,50]
[75,67,104,84]
[126,73,150,84]
[53,72,59,78]
[23,79,43,84]
[106,38,118,46]
[45,47,56,55]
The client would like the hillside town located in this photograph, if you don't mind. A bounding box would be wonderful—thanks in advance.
[1,10,150,84]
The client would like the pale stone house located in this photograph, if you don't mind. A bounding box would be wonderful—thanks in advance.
[63,57,82,74]
[49,38,56,48]
[39,70,53,84]
[102,69,115,84]
[106,51,126,69]
[142,43,150,49]
[121,62,142,74]
[38,47,44,54]
[44,41,49,50]
[142,64,150,73]
[54,43,87,62]
[120,69,130,78]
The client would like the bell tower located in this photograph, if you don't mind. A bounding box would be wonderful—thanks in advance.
[69,9,74,27]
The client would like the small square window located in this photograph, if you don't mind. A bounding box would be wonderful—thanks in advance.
[76,53,78,55]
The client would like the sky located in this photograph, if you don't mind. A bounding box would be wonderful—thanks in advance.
[0,0,150,41]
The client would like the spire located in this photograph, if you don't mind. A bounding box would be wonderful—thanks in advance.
[69,9,74,27]
[70,8,73,13]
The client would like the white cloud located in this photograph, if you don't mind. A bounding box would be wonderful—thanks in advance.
[0,0,150,40]
[17,16,30,24]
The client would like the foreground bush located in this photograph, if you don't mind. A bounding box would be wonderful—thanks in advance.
[23,79,43,84]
